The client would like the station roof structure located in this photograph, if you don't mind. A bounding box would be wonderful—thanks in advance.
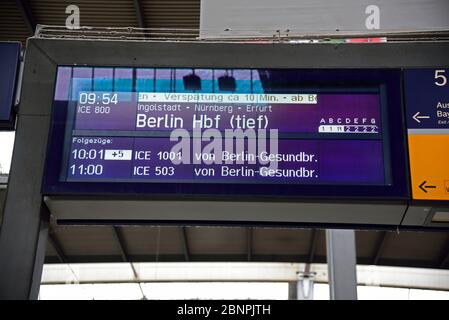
[0,181,447,269]
[0,1,448,272]
[0,0,201,45]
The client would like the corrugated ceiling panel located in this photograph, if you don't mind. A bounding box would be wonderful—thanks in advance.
[142,0,200,28]
[119,226,184,256]
[252,228,312,256]
[380,231,449,264]
[0,0,31,44]
[51,225,122,257]
[356,230,385,260]
[187,227,247,255]
[45,239,58,257]
[29,0,139,27]
[42,225,449,269]
[0,0,201,45]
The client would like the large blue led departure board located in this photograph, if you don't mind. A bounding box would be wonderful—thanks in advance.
[43,67,407,199]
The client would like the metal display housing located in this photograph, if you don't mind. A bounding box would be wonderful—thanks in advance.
[19,38,449,227]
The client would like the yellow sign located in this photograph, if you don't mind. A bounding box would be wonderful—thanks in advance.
[408,134,449,200]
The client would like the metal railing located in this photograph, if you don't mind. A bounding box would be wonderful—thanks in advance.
[34,25,449,43]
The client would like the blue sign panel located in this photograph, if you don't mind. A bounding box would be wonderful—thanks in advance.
[0,42,21,129]
[404,68,449,200]
[404,68,449,129]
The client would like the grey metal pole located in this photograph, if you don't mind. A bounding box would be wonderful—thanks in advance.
[326,229,358,300]
[0,42,54,299]
[288,281,298,300]
[0,116,51,299]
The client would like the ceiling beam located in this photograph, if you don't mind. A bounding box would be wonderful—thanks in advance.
[304,229,319,274]
[181,227,191,262]
[440,253,449,269]
[307,230,319,264]
[112,226,140,280]
[439,238,449,268]
[372,231,389,265]
[112,226,131,263]
[133,0,146,29]
[247,228,253,261]
[48,229,67,264]
[15,0,36,35]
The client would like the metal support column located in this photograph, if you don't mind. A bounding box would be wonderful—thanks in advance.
[288,281,297,300]
[0,119,50,299]
[326,229,358,300]
[0,41,54,299]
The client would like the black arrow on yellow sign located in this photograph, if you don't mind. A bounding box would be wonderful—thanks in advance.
[419,181,437,193]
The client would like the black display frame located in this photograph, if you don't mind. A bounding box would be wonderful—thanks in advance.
[43,67,408,200]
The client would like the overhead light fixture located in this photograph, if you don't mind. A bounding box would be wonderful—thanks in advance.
[218,70,236,92]
[432,211,449,223]
[183,69,201,91]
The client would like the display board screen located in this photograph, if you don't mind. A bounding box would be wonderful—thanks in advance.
[44,67,406,198]
[0,42,20,129]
